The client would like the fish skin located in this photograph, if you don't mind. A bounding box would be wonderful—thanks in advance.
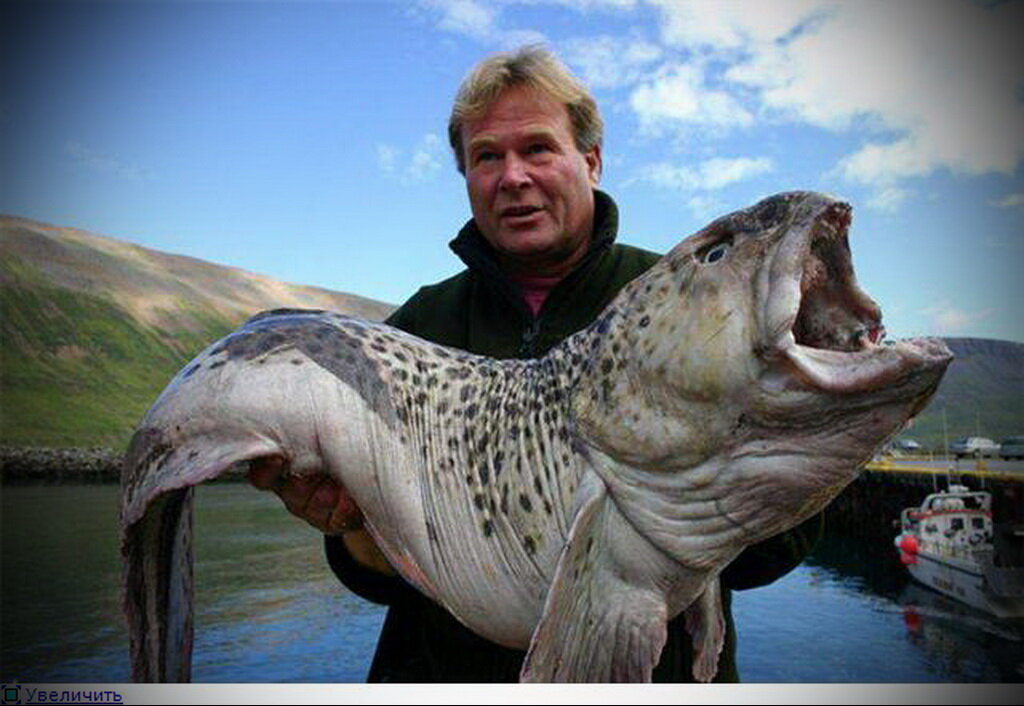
[121,191,952,683]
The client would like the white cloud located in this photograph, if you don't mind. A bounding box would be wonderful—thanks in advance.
[630,63,753,132]
[651,0,825,50]
[420,0,546,46]
[376,144,398,174]
[865,186,910,213]
[632,1,1024,208]
[377,133,446,183]
[431,0,497,40]
[991,193,1024,210]
[723,2,1024,183]
[629,155,773,192]
[923,303,993,335]
[563,34,662,90]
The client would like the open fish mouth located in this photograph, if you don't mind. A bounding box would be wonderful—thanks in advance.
[763,193,952,395]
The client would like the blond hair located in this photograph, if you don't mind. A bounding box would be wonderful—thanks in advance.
[448,45,603,174]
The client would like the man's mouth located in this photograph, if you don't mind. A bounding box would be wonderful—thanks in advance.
[500,205,545,220]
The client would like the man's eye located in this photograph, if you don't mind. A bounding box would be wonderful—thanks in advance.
[527,144,551,155]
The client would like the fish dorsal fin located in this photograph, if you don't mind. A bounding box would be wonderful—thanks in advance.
[520,476,669,682]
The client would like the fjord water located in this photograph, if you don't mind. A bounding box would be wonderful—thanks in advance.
[1,483,1021,683]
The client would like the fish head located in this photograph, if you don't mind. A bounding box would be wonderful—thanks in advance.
[574,191,951,519]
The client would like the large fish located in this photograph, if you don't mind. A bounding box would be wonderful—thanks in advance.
[121,192,951,682]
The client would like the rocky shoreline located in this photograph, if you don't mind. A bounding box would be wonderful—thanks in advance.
[0,446,124,482]
[0,446,253,483]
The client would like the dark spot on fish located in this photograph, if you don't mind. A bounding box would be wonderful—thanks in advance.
[482,519,494,537]
[639,315,650,327]
[473,494,486,511]
[519,494,533,513]
[523,536,536,556]
[208,360,226,370]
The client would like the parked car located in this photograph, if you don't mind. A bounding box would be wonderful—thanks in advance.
[949,436,1000,458]
[894,438,922,453]
[999,436,1024,460]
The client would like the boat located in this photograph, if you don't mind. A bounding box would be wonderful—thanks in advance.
[894,484,1024,618]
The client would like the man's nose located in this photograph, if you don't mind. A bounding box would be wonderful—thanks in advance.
[498,153,532,190]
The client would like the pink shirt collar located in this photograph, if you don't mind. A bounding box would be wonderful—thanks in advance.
[506,271,563,318]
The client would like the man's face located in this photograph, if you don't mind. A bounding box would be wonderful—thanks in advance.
[462,85,602,277]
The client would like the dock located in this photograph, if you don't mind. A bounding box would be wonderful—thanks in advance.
[826,457,1023,546]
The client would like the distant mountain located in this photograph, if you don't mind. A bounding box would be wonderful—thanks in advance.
[0,215,394,449]
[900,337,1023,450]
[1,215,1020,453]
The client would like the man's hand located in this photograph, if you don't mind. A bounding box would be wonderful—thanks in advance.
[247,457,395,575]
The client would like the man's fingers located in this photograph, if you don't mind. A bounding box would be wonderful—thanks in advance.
[248,459,362,534]
[247,456,285,490]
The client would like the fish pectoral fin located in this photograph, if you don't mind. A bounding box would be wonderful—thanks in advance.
[520,485,668,682]
[683,578,726,682]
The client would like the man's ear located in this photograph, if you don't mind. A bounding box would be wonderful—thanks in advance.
[586,144,602,187]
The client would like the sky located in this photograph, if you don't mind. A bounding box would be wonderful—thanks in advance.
[2,0,1023,342]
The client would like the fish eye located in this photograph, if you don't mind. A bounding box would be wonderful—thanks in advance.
[701,241,731,264]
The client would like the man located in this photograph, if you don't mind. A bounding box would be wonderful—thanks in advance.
[249,46,822,682]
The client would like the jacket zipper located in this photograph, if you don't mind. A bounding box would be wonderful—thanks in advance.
[518,315,542,358]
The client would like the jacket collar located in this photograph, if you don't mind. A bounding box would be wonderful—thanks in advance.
[448,189,619,286]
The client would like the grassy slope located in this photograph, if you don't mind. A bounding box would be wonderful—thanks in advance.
[900,338,1023,449]
[1,265,238,447]
[0,217,393,451]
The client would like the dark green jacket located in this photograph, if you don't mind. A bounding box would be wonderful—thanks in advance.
[324,190,823,682]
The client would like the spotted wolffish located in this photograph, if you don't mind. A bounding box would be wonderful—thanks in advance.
[121,191,952,683]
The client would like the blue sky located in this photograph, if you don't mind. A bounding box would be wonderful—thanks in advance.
[2,0,1022,342]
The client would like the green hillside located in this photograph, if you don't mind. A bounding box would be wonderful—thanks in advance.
[0,215,394,450]
[1,265,236,447]
[897,337,1024,450]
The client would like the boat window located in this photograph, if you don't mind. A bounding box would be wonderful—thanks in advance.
[971,517,985,529]
[950,518,964,531]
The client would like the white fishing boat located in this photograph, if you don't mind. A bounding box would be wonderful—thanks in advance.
[894,484,1024,618]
